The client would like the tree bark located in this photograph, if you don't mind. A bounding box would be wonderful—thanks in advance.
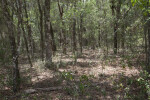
[2,0,20,92]
[17,0,33,67]
[57,0,66,54]
[144,23,148,64]
[50,22,57,52]
[44,0,52,67]
[111,0,121,54]
[98,23,101,48]
[23,0,34,57]
[72,2,77,54]
[147,15,150,72]
[73,17,77,54]
[37,0,44,61]
[79,14,83,53]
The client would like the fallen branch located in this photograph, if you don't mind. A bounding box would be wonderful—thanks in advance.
[24,86,63,94]
[6,86,63,99]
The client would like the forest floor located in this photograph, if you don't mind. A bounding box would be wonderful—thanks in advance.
[0,49,143,100]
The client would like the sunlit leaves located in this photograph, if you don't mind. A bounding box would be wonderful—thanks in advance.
[131,0,137,6]
[131,0,150,16]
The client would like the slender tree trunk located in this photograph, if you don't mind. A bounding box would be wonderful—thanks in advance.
[8,22,20,93]
[111,0,117,54]
[98,24,101,47]
[147,15,150,72]
[114,22,118,54]
[73,17,77,54]
[44,0,52,67]
[37,0,44,61]
[72,2,77,54]
[116,1,121,53]
[17,17,21,48]
[17,0,33,67]
[62,21,67,54]
[145,0,150,72]
[50,22,57,52]
[59,31,62,47]
[2,0,20,92]
[144,23,148,64]
[121,26,125,50]
[121,9,126,52]
[111,0,121,54]
[79,14,83,53]
[23,0,34,57]
[57,1,66,54]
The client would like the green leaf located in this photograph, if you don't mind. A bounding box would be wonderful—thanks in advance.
[131,0,137,6]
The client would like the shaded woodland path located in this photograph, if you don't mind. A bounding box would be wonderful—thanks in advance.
[2,49,141,100]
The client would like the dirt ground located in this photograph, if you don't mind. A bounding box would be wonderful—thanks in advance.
[0,49,141,100]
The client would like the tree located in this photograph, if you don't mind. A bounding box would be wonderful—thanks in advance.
[58,0,67,54]
[110,0,122,54]
[131,0,150,72]
[44,0,52,67]
[1,0,20,92]
[17,0,33,67]
[37,0,44,61]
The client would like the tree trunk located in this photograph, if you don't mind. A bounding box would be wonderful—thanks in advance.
[147,16,150,72]
[8,22,20,93]
[79,14,83,53]
[145,0,150,73]
[50,22,57,52]
[2,0,20,92]
[144,23,148,64]
[121,9,126,52]
[23,0,34,57]
[17,0,33,67]
[121,26,125,50]
[111,0,121,54]
[57,1,66,54]
[73,17,77,54]
[37,0,44,61]
[98,24,101,48]
[62,21,67,54]
[44,0,52,67]
[114,22,118,54]
[111,0,117,54]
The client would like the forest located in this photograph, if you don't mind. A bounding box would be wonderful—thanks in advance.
[0,0,150,99]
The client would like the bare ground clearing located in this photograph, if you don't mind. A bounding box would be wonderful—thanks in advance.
[0,49,141,100]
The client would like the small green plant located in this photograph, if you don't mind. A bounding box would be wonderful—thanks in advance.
[60,72,92,97]
[61,71,74,81]
[124,70,150,99]
[101,88,106,97]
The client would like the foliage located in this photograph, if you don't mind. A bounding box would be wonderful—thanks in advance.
[60,71,93,97]
[123,70,150,99]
